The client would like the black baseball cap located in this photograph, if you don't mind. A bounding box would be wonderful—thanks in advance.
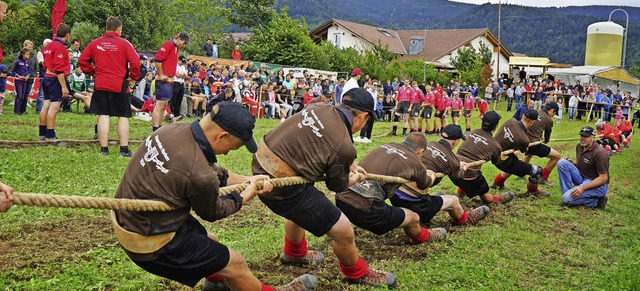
[210,102,258,153]
[579,126,596,137]
[545,101,559,113]
[342,88,374,114]
[482,111,501,128]
[177,32,190,44]
[441,124,466,141]
[524,109,539,120]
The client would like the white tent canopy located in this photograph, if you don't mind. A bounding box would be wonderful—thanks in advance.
[523,66,640,98]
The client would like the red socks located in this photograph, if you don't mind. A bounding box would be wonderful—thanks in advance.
[492,195,500,202]
[261,282,275,291]
[339,256,369,279]
[283,235,308,258]
[542,168,551,180]
[493,174,507,186]
[410,227,430,244]
[527,183,538,192]
[452,211,469,225]
[206,274,225,282]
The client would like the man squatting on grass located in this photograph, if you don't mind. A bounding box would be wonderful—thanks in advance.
[335,133,447,244]
[452,111,516,205]
[113,102,317,290]
[252,88,398,288]
[490,109,548,197]
[78,17,140,157]
[518,102,561,186]
[390,125,490,227]
[557,126,609,209]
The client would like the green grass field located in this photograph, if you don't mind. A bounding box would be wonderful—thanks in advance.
[0,100,639,290]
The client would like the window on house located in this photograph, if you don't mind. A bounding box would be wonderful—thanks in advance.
[409,37,423,54]
[333,33,341,48]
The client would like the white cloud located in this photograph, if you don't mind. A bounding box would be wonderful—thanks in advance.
[450,0,640,8]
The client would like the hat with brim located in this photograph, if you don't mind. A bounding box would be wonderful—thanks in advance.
[210,102,257,153]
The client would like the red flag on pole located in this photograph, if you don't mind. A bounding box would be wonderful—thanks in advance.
[51,0,67,37]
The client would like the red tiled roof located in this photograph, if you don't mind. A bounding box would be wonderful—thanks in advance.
[331,19,407,54]
[309,19,512,62]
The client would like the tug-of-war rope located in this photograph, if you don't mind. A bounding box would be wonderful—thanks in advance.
[9,139,573,212]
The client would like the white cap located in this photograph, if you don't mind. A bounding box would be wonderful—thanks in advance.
[43,38,53,46]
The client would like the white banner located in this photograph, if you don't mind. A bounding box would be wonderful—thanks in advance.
[283,67,339,79]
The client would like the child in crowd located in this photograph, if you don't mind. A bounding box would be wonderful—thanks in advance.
[568,93,579,121]
[554,98,563,124]
[374,96,384,121]
[615,105,624,124]
[0,64,7,115]
[11,48,30,115]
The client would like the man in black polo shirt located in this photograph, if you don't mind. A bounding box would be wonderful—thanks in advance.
[114,102,316,290]
[557,126,609,209]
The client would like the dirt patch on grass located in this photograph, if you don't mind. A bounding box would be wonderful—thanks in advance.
[0,213,115,272]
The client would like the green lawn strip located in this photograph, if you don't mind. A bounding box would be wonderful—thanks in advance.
[0,102,638,289]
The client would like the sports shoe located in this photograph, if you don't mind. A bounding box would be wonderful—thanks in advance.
[202,279,231,291]
[495,191,515,204]
[347,268,397,288]
[276,274,318,291]
[596,195,608,210]
[38,135,45,141]
[537,178,555,186]
[353,136,363,143]
[171,115,184,123]
[466,205,490,225]
[526,189,550,197]
[489,182,509,191]
[119,149,133,157]
[45,137,67,147]
[100,150,109,156]
[279,250,324,266]
[361,137,372,143]
[387,131,397,136]
[427,228,447,242]
[432,190,445,196]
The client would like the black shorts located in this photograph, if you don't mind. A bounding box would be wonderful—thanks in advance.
[130,215,230,287]
[410,104,422,117]
[155,81,173,101]
[421,107,433,119]
[91,90,132,117]
[389,191,443,226]
[622,130,632,138]
[258,183,342,237]
[451,111,460,118]
[463,109,471,117]
[396,101,410,114]
[451,174,490,198]
[526,143,552,158]
[434,110,444,119]
[496,153,532,177]
[335,195,405,235]
[42,77,68,102]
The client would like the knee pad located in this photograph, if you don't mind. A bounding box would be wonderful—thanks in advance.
[529,165,542,179]
[393,115,400,122]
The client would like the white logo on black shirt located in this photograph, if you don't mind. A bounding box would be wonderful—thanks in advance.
[426,146,447,162]
[140,136,170,173]
[469,133,489,145]
[504,127,515,143]
[297,109,325,138]
[381,145,408,160]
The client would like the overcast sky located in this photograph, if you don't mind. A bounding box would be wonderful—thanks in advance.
[450,0,640,7]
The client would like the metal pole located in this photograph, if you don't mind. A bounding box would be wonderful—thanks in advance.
[497,0,501,80]
[608,9,629,68]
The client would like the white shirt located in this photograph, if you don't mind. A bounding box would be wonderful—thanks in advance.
[37,51,45,64]
[174,64,187,83]
[343,77,359,94]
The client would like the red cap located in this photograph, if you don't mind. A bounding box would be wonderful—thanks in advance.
[351,68,363,75]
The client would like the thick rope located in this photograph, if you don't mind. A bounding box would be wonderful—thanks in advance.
[9,139,556,211]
